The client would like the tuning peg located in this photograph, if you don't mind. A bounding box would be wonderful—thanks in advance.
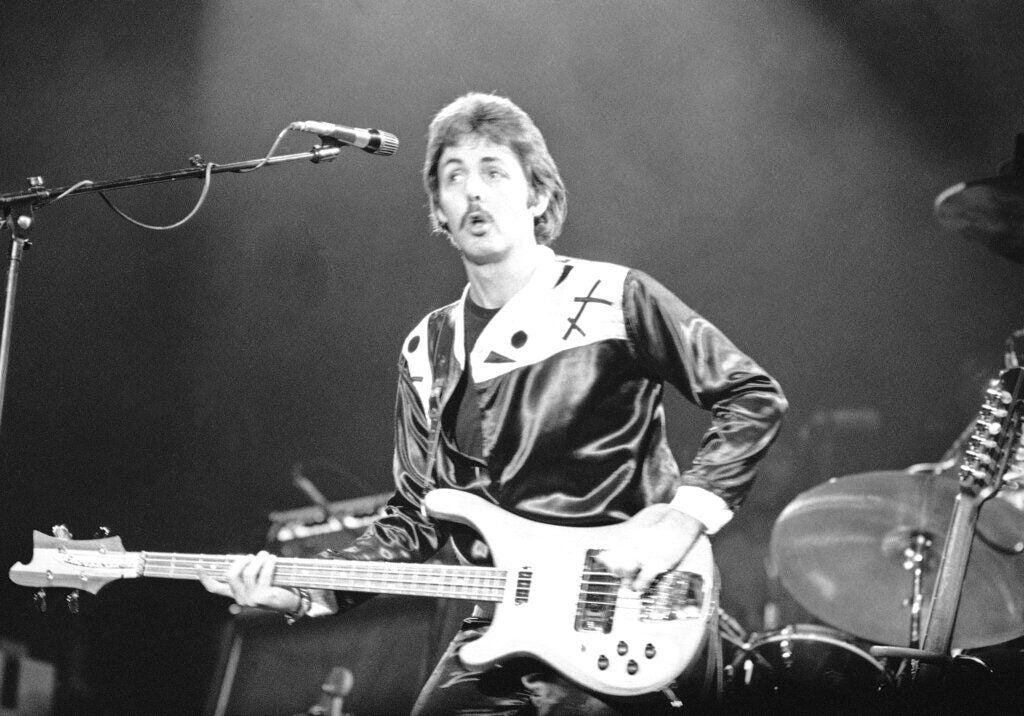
[965,449,993,466]
[34,588,47,613]
[51,524,72,540]
[66,590,80,615]
[985,386,1013,404]
[981,404,1009,419]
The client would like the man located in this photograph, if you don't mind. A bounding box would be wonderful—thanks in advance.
[201,93,786,714]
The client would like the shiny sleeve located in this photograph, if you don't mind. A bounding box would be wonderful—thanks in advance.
[326,354,447,565]
[622,269,787,508]
[314,353,448,613]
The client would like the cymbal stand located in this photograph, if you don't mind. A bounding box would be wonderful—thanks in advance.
[869,531,939,685]
[900,532,933,649]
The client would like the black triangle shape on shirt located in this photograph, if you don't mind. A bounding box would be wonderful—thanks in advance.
[483,351,515,363]
[554,263,573,287]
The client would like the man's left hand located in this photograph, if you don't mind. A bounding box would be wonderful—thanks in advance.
[595,505,705,592]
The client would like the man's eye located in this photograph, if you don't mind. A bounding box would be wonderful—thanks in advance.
[445,171,462,184]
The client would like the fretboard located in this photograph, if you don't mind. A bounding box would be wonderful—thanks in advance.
[138,552,507,602]
[920,496,981,656]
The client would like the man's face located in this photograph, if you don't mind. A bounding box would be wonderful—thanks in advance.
[435,136,548,265]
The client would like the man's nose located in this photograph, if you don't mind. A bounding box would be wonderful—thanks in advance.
[464,172,485,198]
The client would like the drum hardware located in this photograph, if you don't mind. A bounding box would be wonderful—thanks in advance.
[765,366,1024,712]
[724,624,894,711]
[717,608,749,650]
[295,666,354,716]
[900,532,932,649]
[769,469,1024,650]
[935,132,1024,264]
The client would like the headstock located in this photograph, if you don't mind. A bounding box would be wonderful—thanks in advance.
[9,525,137,596]
[958,366,1024,499]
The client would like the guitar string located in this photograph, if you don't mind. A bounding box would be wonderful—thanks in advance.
[118,554,700,609]
[141,560,689,600]
[139,554,690,584]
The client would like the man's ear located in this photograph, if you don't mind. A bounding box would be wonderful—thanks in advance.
[529,189,550,219]
[435,208,450,232]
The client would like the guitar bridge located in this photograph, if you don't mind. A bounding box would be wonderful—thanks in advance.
[640,571,704,621]
[575,550,618,633]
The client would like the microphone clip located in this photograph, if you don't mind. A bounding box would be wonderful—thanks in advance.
[309,140,344,164]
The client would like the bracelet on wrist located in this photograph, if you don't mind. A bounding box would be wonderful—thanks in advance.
[283,587,312,625]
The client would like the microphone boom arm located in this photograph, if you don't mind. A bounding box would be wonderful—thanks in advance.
[0,143,345,209]
[0,136,350,436]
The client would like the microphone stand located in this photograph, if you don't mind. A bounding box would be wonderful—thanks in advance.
[0,141,348,435]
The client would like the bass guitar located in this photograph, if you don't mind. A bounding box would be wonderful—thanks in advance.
[9,487,715,698]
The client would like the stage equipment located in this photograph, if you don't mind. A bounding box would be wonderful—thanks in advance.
[288,121,399,156]
[312,666,353,716]
[267,490,391,558]
[725,624,892,712]
[0,640,55,716]
[0,121,397,433]
[769,466,1024,650]
[205,595,461,716]
[935,132,1024,264]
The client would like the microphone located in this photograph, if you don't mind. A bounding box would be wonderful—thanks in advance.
[289,120,399,156]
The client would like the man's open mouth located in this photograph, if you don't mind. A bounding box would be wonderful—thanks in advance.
[464,210,492,233]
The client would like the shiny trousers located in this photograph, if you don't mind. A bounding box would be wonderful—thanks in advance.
[411,615,723,716]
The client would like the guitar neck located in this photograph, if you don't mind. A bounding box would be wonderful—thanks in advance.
[139,552,506,603]
[920,367,1024,657]
[920,496,981,655]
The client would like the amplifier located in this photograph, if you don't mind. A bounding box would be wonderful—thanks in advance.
[266,492,391,557]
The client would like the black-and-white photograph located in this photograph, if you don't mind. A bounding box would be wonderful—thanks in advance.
[1,2,1022,714]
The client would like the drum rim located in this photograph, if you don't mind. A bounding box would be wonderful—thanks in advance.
[733,623,884,672]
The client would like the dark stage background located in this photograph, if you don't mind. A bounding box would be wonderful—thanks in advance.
[1,1,1023,713]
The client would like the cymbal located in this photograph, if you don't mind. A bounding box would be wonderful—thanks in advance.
[770,471,1024,649]
[934,133,1024,264]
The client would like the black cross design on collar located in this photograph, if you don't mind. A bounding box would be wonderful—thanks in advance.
[563,280,612,339]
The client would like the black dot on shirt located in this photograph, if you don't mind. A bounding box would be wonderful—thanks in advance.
[407,335,420,353]
[511,331,528,348]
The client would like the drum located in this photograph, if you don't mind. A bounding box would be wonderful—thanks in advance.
[725,624,892,713]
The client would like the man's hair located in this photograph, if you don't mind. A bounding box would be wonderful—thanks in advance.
[423,93,567,245]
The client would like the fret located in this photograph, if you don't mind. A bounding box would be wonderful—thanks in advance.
[132,551,506,601]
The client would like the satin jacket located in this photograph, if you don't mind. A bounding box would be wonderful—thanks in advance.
[336,247,787,565]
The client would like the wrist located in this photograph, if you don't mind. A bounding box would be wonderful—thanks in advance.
[283,587,312,625]
[669,486,733,535]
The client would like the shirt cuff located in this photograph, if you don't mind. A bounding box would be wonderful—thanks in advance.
[669,486,733,535]
[307,588,338,618]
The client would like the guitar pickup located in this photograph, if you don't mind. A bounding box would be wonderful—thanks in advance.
[640,571,704,622]
[575,550,618,633]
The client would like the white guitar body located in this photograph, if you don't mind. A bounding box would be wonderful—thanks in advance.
[423,489,716,696]
[9,488,716,698]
